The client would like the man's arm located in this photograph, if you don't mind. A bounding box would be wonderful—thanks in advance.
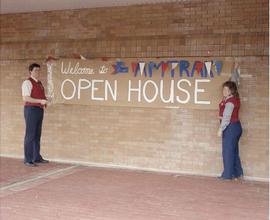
[22,96,47,105]
[22,80,47,105]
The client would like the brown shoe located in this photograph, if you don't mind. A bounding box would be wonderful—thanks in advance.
[24,162,37,167]
[217,176,232,181]
[35,159,49,163]
[234,175,244,181]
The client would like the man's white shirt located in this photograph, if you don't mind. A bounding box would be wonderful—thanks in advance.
[22,76,38,97]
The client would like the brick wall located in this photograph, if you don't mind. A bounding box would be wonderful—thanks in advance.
[0,0,268,179]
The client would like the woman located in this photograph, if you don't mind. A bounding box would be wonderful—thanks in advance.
[218,81,243,180]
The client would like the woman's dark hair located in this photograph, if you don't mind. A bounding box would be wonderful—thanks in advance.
[29,63,40,72]
[222,81,239,98]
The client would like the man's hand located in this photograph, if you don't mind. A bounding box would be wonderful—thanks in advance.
[40,99,48,105]
[46,97,53,105]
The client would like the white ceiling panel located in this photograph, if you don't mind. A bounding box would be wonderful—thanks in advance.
[0,0,184,14]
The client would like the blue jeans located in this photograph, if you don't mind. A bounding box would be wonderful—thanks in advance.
[24,106,44,163]
[221,121,243,179]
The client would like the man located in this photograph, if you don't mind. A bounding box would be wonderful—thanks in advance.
[22,63,49,166]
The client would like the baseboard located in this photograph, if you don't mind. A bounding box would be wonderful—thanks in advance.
[1,154,268,182]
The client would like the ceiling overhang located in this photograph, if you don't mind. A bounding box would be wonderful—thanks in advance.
[1,0,184,14]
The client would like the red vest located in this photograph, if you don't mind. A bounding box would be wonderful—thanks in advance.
[219,96,240,123]
[25,77,46,108]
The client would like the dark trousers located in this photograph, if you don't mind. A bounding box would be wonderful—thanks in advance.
[221,121,243,179]
[24,106,44,163]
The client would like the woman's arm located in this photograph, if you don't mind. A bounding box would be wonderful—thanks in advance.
[217,102,234,137]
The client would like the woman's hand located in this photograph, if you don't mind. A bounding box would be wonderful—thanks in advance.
[234,61,239,69]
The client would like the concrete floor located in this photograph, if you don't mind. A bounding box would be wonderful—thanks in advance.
[0,157,268,220]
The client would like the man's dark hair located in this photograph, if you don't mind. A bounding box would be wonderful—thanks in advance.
[29,63,40,72]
